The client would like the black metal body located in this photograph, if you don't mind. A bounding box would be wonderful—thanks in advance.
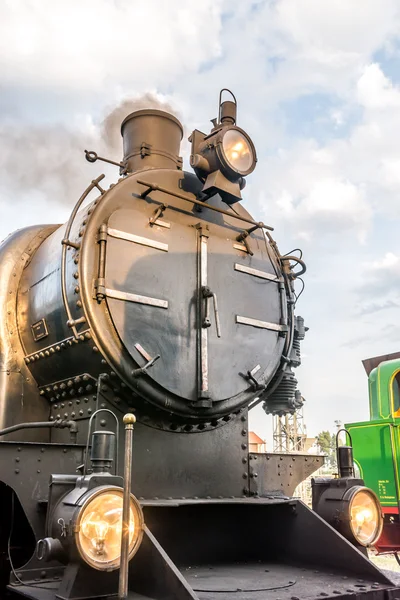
[0,105,398,600]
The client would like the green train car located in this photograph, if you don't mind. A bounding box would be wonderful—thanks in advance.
[346,352,400,556]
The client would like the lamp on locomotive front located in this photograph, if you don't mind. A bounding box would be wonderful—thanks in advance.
[189,88,257,204]
[312,429,383,549]
[36,424,144,597]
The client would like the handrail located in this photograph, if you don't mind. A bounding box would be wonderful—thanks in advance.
[61,174,105,339]
[136,180,274,231]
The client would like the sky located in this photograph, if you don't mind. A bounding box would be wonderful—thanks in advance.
[1,0,400,445]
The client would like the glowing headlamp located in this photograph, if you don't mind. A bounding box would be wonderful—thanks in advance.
[344,486,383,546]
[74,486,143,570]
[189,89,257,204]
[41,484,144,572]
[313,482,383,548]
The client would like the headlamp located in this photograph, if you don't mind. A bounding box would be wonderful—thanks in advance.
[189,89,257,204]
[312,480,383,548]
[345,486,383,546]
[75,486,143,570]
[44,483,144,572]
[221,129,254,174]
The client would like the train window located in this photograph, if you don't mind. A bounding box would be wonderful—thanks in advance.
[392,371,400,417]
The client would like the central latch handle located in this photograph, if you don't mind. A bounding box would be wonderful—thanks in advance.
[202,286,221,338]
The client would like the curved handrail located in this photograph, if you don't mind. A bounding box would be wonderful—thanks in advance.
[61,174,105,339]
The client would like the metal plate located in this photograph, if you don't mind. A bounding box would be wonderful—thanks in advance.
[236,315,286,332]
[31,318,48,342]
[234,262,281,281]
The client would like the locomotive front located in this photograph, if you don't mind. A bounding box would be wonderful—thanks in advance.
[16,100,304,431]
[0,92,398,600]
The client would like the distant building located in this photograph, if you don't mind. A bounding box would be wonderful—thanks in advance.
[249,431,267,453]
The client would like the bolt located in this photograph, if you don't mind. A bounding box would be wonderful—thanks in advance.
[100,419,106,427]
[15,469,19,474]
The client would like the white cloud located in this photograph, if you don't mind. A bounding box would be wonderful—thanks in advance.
[357,63,400,109]
[365,251,400,271]
[0,0,222,95]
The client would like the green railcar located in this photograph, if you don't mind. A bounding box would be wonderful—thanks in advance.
[346,356,400,554]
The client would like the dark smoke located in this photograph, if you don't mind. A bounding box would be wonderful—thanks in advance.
[0,94,180,204]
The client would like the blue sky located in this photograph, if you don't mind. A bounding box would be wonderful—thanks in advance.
[1,0,400,445]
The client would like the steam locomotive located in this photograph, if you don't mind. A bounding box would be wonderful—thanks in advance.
[0,90,398,600]
[346,352,400,559]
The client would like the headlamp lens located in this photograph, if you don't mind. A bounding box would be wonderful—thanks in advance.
[349,489,381,546]
[77,490,140,570]
[222,129,253,173]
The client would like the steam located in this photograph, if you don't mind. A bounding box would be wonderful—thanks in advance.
[0,93,180,205]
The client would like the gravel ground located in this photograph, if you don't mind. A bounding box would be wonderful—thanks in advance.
[369,552,400,586]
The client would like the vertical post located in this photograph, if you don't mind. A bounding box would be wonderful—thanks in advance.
[198,227,209,398]
[118,413,136,600]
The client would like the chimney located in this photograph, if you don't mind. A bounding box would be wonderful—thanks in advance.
[121,109,183,174]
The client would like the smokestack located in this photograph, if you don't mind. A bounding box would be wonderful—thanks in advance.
[121,109,183,174]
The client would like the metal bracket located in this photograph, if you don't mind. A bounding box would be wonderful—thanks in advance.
[132,354,161,378]
[239,367,264,391]
[236,224,263,256]
[140,142,151,158]
[149,203,167,226]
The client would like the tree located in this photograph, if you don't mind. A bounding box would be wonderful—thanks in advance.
[316,430,337,468]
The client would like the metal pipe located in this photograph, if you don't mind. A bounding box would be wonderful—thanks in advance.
[0,419,77,438]
[118,413,136,600]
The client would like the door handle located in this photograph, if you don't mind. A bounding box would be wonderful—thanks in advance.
[202,286,221,338]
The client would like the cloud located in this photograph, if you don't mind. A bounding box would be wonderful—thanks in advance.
[357,63,400,109]
[0,93,178,205]
[0,0,222,97]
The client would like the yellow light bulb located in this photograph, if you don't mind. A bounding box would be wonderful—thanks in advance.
[348,489,382,546]
[77,490,142,570]
[222,129,254,173]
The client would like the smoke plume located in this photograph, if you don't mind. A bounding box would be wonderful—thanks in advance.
[0,93,180,205]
